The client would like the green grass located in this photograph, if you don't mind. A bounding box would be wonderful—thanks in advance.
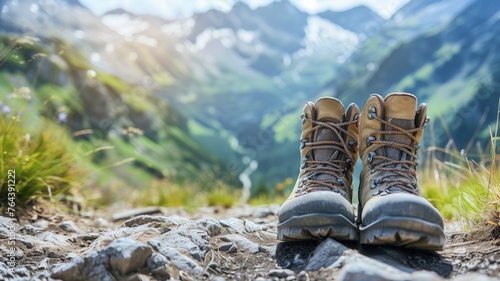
[421,101,500,230]
[0,101,85,205]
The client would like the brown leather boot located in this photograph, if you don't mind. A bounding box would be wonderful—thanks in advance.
[358,93,444,250]
[277,97,359,241]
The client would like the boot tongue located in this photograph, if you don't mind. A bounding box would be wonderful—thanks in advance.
[313,98,344,162]
[384,93,417,161]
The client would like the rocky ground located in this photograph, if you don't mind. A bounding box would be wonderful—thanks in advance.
[0,203,499,281]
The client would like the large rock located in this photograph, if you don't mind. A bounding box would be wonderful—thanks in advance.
[305,238,347,271]
[52,237,153,281]
[107,237,153,275]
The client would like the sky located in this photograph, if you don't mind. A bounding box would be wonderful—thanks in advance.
[79,0,411,20]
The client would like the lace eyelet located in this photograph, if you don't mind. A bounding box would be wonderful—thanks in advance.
[366,136,376,146]
[300,139,307,149]
[367,152,377,164]
[346,158,352,164]
[348,140,356,146]
[368,107,376,119]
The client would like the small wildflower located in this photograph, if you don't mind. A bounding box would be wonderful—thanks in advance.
[2,105,10,113]
[57,112,68,123]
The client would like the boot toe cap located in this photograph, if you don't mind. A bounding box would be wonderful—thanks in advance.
[278,191,354,223]
[361,193,444,227]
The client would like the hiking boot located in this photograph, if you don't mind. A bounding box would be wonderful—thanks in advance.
[277,97,359,241]
[358,93,445,250]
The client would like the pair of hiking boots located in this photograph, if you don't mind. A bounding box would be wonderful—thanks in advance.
[277,93,445,251]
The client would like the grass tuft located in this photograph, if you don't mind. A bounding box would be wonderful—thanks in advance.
[0,102,85,205]
[422,99,500,231]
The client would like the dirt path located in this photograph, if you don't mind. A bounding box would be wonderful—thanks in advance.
[0,203,499,280]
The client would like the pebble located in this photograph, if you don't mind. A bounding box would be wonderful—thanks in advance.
[33,220,49,230]
[244,220,262,233]
[220,217,246,234]
[269,268,295,278]
[220,234,261,254]
[219,242,237,253]
[38,258,50,270]
[14,267,30,277]
[59,221,80,233]
[122,215,179,228]
[20,224,44,235]
[147,243,203,276]
[47,251,58,258]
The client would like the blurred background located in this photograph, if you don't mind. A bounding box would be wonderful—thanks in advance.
[0,0,499,210]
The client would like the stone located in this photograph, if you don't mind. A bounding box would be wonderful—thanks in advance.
[244,220,262,233]
[338,260,445,281]
[60,221,80,233]
[107,237,153,275]
[16,236,35,249]
[38,258,50,270]
[0,261,10,275]
[148,218,221,261]
[121,215,185,228]
[148,241,204,276]
[212,276,226,281]
[220,234,261,254]
[304,238,347,271]
[147,252,168,270]
[177,218,221,237]
[52,238,153,281]
[146,254,170,281]
[37,232,71,248]
[269,268,295,278]
[0,228,8,239]
[219,242,237,253]
[20,224,44,235]
[14,266,30,277]
[0,216,15,228]
[33,220,49,230]
[78,233,100,241]
[51,256,87,281]
[94,217,110,228]
[48,251,59,258]
[66,253,80,261]
[220,218,246,234]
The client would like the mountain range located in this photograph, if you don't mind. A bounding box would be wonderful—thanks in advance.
[0,0,498,194]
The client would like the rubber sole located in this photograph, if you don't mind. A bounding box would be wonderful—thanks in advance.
[359,216,445,251]
[277,213,358,241]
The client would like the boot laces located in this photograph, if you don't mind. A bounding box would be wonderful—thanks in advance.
[369,114,424,195]
[297,117,357,197]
